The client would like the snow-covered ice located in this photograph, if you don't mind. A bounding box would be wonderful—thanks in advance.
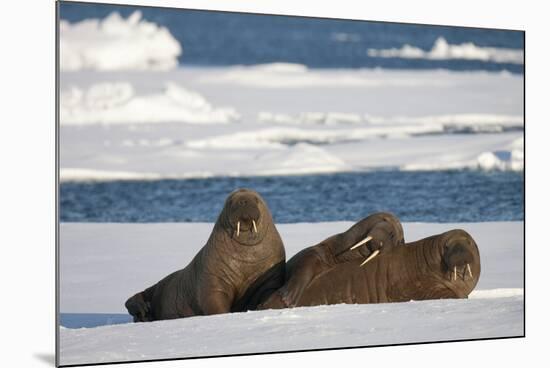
[60,11,181,71]
[59,221,524,365]
[60,295,523,365]
[197,62,459,88]
[60,127,523,181]
[60,66,524,180]
[367,37,524,64]
[61,81,240,125]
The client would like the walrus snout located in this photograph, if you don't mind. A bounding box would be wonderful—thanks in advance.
[125,292,152,322]
[230,201,261,232]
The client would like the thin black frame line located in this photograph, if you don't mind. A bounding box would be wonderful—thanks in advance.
[58,0,526,33]
[54,0,527,367]
[58,335,524,368]
[55,1,61,367]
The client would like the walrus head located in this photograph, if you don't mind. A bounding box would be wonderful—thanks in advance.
[438,229,480,284]
[408,229,479,280]
[332,212,405,265]
[221,188,272,246]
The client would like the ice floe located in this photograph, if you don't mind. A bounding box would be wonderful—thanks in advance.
[199,62,453,88]
[60,81,240,125]
[60,11,182,71]
[259,112,523,132]
[367,37,523,64]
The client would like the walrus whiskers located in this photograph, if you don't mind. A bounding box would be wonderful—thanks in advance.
[237,221,240,237]
[252,220,258,233]
[350,235,373,251]
[360,249,380,267]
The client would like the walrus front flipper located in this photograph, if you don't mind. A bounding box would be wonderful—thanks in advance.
[125,285,156,322]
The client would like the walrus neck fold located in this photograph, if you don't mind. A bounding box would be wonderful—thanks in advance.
[410,236,445,276]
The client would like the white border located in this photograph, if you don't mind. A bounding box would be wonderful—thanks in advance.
[2,0,547,367]
[60,0,527,30]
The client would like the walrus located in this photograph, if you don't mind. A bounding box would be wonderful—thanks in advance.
[125,188,285,321]
[259,223,480,309]
[258,212,405,309]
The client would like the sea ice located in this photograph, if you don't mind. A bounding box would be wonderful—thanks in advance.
[60,11,181,71]
[368,37,524,64]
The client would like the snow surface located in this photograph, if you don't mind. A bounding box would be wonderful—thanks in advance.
[367,37,524,64]
[60,81,240,125]
[59,221,523,365]
[60,295,523,365]
[60,11,181,71]
[60,66,524,179]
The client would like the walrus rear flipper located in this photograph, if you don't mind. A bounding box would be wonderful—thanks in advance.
[232,260,286,312]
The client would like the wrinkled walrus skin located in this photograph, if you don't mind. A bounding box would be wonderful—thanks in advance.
[258,212,405,309]
[125,189,285,322]
[259,226,480,309]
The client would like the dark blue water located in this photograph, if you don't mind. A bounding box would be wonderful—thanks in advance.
[59,2,524,74]
[60,170,524,223]
[60,313,132,329]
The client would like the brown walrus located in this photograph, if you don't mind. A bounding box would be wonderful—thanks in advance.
[125,188,285,321]
[258,212,405,309]
[259,215,480,309]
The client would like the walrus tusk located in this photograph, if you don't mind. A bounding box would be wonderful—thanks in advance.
[453,266,457,281]
[350,235,373,251]
[252,220,258,233]
[360,249,380,267]
[466,263,473,278]
[237,221,240,237]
